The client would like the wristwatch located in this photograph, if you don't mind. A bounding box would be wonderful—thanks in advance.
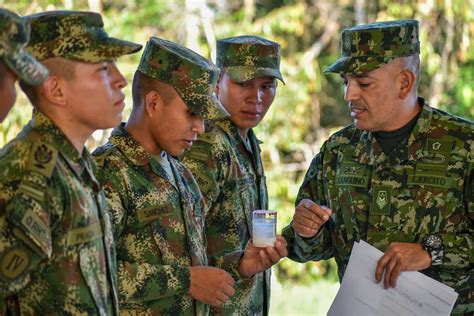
[422,234,444,266]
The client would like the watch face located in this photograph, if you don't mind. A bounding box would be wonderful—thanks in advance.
[427,235,442,249]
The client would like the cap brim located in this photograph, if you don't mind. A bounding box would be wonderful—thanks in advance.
[5,47,49,85]
[183,93,229,120]
[224,66,285,84]
[35,37,143,63]
[324,56,395,75]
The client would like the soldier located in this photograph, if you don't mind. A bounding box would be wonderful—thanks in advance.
[181,35,286,315]
[0,8,47,122]
[282,20,473,314]
[0,11,141,315]
[93,37,287,315]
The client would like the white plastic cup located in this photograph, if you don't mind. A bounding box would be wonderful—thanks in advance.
[252,210,277,247]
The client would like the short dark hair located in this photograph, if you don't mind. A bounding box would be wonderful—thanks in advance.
[132,71,178,108]
[19,57,75,105]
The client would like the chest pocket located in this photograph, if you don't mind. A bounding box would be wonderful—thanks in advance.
[405,159,463,235]
[333,161,372,243]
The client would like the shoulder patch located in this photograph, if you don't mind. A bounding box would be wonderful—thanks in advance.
[0,247,31,281]
[186,145,210,162]
[25,142,58,178]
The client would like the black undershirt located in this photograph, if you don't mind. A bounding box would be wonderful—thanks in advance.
[374,111,421,155]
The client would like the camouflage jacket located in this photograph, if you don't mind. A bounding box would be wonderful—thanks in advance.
[182,119,270,316]
[93,124,242,316]
[282,99,473,314]
[0,110,119,315]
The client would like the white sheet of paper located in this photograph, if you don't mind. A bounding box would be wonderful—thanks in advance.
[328,240,458,316]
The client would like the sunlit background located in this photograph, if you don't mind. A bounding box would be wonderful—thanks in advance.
[1,0,473,314]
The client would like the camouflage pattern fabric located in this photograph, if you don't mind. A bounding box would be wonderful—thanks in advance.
[25,10,142,62]
[137,37,228,120]
[0,8,47,85]
[216,35,284,83]
[324,19,420,75]
[282,98,474,315]
[0,110,119,315]
[182,119,271,315]
[93,124,243,315]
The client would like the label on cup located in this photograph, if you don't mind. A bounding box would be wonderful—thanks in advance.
[252,210,277,247]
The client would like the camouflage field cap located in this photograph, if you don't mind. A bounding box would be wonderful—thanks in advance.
[0,9,48,85]
[325,20,420,75]
[137,37,229,120]
[216,35,284,83]
[25,10,142,62]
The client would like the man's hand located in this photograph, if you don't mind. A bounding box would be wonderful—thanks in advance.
[292,199,332,238]
[238,235,288,278]
[188,266,235,306]
[375,242,431,289]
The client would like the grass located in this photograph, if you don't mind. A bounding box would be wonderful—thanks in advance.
[270,277,340,316]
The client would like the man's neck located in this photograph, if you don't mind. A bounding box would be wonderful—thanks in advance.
[125,117,162,156]
[38,108,87,154]
[238,127,249,140]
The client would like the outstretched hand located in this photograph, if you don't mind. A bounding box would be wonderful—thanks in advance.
[238,235,288,278]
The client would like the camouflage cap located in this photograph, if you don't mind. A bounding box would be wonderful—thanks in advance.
[325,19,420,75]
[25,10,142,62]
[216,35,284,83]
[137,37,229,120]
[0,8,48,85]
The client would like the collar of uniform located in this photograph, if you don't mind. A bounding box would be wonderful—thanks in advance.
[29,110,84,164]
[407,97,432,161]
[214,118,263,147]
[350,97,430,165]
[109,123,151,166]
[215,118,242,146]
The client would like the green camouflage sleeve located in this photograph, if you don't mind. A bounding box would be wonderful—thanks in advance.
[181,137,227,214]
[97,159,192,303]
[0,141,55,296]
[440,147,474,269]
[282,142,335,262]
[183,139,246,280]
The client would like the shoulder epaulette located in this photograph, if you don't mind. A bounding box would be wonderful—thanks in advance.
[92,143,115,167]
[25,141,58,178]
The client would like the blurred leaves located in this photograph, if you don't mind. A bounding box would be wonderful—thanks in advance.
[1,0,472,285]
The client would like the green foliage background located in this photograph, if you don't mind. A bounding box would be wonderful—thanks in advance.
[1,1,473,307]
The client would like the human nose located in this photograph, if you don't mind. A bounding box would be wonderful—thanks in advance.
[246,86,263,104]
[109,63,127,89]
[192,116,205,134]
[343,80,359,103]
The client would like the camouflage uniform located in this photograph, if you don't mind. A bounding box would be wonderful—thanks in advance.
[0,8,48,85]
[93,37,235,315]
[182,36,284,316]
[283,20,473,314]
[0,11,141,315]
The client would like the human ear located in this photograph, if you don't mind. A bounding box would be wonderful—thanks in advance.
[398,69,416,99]
[42,76,67,106]
[144,90,164,118]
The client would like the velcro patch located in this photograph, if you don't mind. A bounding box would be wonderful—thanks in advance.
[67,222,103,246]
[19,182,45,202]
[371,185,392,215]
[137,204,174,223]
[407,174,452,189]
[0,247,31,281]
[26,142,58,178]
[335,175,370,188]
[21,210,50,248]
